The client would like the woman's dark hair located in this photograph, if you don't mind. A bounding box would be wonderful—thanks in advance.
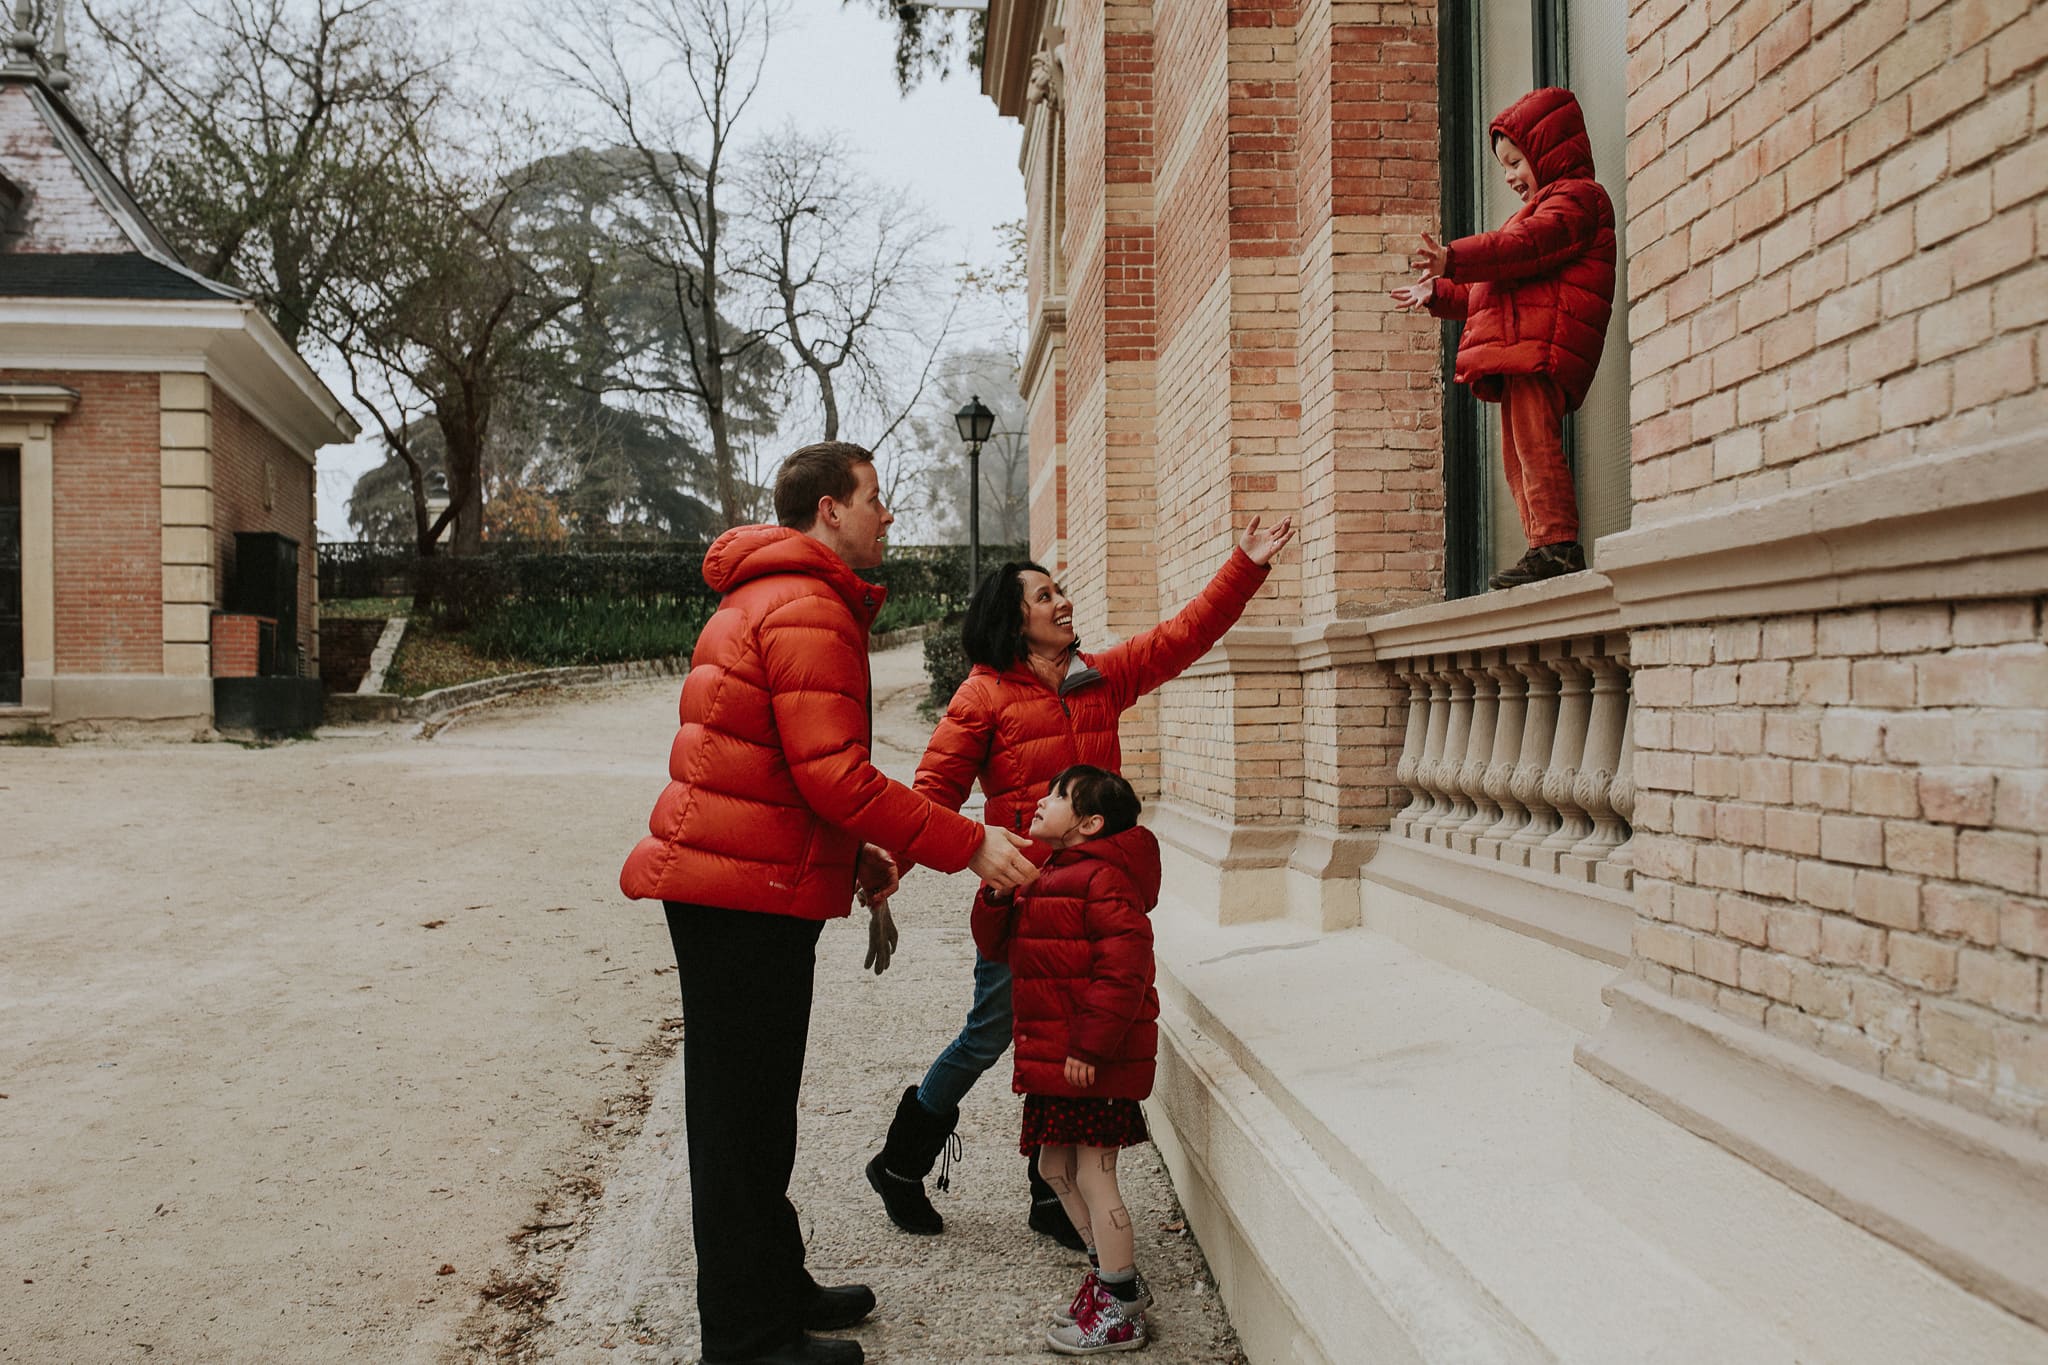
[960,560,1051,670]
[1049,764,1141,836]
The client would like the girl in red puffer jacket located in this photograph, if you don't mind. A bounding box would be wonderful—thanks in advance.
[1392,86,1617,590]
[972,765,1162,1355]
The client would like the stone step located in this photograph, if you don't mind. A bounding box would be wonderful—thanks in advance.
[1148,901,1806,1365]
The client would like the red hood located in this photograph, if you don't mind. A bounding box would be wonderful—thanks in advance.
[1047,824,1163,911]
[1491,87,1595,188]
[701,524,888,623]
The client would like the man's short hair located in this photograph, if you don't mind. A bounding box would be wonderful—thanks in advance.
[774,441,875,530]
[1049,764,1141,837]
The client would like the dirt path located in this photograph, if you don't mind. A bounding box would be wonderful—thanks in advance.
[1,679,683,1362]
[0,642,1243,1363]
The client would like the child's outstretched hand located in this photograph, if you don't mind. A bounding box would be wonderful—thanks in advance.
[1408,231,1449,280]
[1064,1057,1097,1089]
[1389,280,1433,312]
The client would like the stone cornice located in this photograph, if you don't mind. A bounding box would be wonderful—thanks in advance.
[0,297,357,454]
[0,383,80,416]
[1178,618,1374,679]
[1598,427,2048,624]
[1020,295,1067,399]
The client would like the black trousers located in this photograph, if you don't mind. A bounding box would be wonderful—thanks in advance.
[664,901,826,1359]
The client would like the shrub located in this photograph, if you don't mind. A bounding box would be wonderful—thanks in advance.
[873,594,951,636]
[464,595,714,668]
[920,616,969,720]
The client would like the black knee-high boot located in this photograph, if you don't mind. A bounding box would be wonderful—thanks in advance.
[1026,1147,1087,1250]
[865,1087,959,1235]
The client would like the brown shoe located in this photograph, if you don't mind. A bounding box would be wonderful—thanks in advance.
[1490,541,1585,589]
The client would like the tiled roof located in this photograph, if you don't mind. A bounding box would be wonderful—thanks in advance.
[0,251,227,300]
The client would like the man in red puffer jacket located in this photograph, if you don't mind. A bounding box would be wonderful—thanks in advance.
[1392,86,1617,590]
[621,441,1039,1365]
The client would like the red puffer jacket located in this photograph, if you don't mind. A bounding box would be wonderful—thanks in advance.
[620,526,984,919]
[971,825,1162,1100]
[909,549,1269,853]
[1427,87,1617,410]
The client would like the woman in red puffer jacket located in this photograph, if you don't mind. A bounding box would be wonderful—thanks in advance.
[1392,86,1617,590]
[863,517,1294,1243]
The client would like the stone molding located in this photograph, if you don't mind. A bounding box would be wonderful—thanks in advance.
[0,297,356,455]
[1020,295,1067,400]
[0,408,61,699]
[1578,979,2048,1334]
[0,383,80,415]
[1366,573,1623,659]
[1598,426,2048,625]
[1365,836,1635,966]
[1148,797,1301,874]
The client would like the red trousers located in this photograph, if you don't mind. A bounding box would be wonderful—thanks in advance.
[1499,374,1580,547]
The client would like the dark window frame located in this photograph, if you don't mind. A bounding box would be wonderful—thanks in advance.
[1438,0,1577,599]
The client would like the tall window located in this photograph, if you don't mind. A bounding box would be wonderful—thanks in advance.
[1439,0,1631,597]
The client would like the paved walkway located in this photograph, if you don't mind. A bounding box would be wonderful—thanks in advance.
[525,641,1244,1362]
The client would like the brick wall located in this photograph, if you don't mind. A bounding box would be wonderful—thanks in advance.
[1613,0,2048,1136]
[1624,0,2048,521]
[1048,0,1443,834]
[18,370,164,674]
[212,389,316,667]
[1063,0,1166,790]
[1629,601,2048,1134]
[1294,0,1444,833]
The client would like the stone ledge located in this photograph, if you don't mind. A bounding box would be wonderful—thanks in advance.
[1576,979,2048,1334]
[1599,426,2048,624]
[1364,835,1635,966]
[1367,573,1622,659]
[323,654,693,731]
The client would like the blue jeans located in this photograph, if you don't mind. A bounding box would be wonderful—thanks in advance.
[916,951,1013,1115]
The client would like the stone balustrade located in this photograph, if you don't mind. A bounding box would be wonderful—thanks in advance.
[1387,633,1634,890]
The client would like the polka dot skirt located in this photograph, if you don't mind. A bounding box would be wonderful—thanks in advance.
[1020,1094,1150,1153]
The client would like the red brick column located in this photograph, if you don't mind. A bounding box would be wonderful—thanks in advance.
[1064,0,1165,790]
[1295,1,1444,839]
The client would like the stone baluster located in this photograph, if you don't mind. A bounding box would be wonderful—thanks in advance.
[1536,648,1597,873]
[1597,695,1638,891]
[1450,655,1501,853]
[1391,664,1432,838]
[1505,653,1563,864]
[1477,652,1529,859]
[1429,660,1476,843]
[1564,647,1632,879]
[1408,662,1454,838]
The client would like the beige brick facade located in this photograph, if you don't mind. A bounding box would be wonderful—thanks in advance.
[988,0,2048,1351]
[1631,600,2048,1130]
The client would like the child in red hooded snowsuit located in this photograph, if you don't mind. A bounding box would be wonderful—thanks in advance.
[1394,87,1617,589]
[972,764,1162,1355]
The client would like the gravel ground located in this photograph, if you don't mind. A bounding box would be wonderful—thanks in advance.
[0,640,1243,1364]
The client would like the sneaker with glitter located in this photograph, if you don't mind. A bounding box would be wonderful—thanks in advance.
[1053,1271,1150,1328]
[1047,1285,1149,1354]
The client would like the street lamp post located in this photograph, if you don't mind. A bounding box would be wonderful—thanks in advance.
[953,395,995,592]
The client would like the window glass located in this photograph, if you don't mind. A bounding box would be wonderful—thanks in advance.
[1457,0,1631,582]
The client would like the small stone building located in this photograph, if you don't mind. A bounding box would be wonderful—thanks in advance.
[0,19,354,734]
[983,1,2048,1361]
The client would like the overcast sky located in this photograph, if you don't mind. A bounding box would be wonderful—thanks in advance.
[313,0,1026,539]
